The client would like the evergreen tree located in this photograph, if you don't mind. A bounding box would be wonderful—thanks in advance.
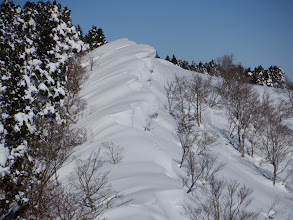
[254,65,265,85]
[165,55,171,61]
[0,1,86,217]
[205,60,219,76]
[196,61,207,74]
[76,24,84,42]
[182,60,190,70]
[268,66,284,88]
[85,26,106,50]
[0,1,33,216]
[190,61,197,71]
[171,54,178,65]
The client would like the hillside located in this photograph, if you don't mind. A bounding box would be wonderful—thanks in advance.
[59,39,293,220]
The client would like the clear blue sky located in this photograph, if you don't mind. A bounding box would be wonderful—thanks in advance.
[14,0,293,79]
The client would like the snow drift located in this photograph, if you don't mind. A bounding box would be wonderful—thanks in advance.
[58,39,293,219]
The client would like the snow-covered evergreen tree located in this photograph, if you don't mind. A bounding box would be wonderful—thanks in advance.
[268,66,284,88]
[171,54,178,65]
[0,1,86,217]
[245,65,284,88]
[85,26,106,50]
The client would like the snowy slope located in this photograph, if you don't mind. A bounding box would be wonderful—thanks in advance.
[59,39,293,219]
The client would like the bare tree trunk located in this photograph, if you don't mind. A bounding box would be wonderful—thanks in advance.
[180,147,189,168]
[196,95,200,127]
[273,163,277,186]
[238,127,244,157]
[242,133,245,157]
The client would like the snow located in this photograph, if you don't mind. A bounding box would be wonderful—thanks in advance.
[46,39,293,219]
[0,145,9,167]
[38,82,49,91]
[28,59,42,67]
[46,63,57,73]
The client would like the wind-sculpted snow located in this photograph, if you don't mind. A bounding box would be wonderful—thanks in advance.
[58,39,293,219]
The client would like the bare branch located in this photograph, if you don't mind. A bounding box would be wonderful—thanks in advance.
[102,142,125,165]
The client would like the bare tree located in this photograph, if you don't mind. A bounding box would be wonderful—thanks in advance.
[260,120,293,186]
[24,120,87,219]
[247,91,274,158]
[175,121,198,168]
[180,130,222,193]
[188,74,212,127]
[206,79,223,109]
[165,74,214,127]
[102,142,125,165]
[266,197,285,219]
[169,76,198,168]
[172,75,191,119]
[276,78,293,120]
[194,131,217,156]
[62,56,87,124]
[184,178,259,220]
[68,150,123,219]
[164,79,176,113]
[165,75,194,122]
[88,54,96,71]
[222,81,261,157]
[246,93,269,158]
[186,152,225,193]
[217,54,234,72]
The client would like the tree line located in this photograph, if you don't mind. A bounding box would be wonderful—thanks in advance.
[162,53,285,88]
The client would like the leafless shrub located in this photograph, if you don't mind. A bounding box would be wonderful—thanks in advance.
[194,131,217,156]
[66,150,123,219]
[206,79,223,109]
[102,142,125,164]
[188,74,212,127]
[175,121,198,168]
[245,91,293,186]
[88,54,96,71]
[260,121,293,186]
[172,75,191,118]
[165,74,214,130]
[164,79,176,112]
[276,78,293,120]
[184,178,260,220]
[221,81,261,157]
[266,196,285,219]
[217,54,234,72]
[179,130,222,193]
[185,152,225,193]
[246,116,264,158]
[23,120,88,219]
[63,56,87,124]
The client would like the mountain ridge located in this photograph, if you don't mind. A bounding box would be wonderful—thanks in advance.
[61,39,293,219]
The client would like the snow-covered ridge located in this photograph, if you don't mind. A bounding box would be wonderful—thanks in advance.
[59,39,293,220]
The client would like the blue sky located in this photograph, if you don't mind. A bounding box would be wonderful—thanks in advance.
[14,0,293,79]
